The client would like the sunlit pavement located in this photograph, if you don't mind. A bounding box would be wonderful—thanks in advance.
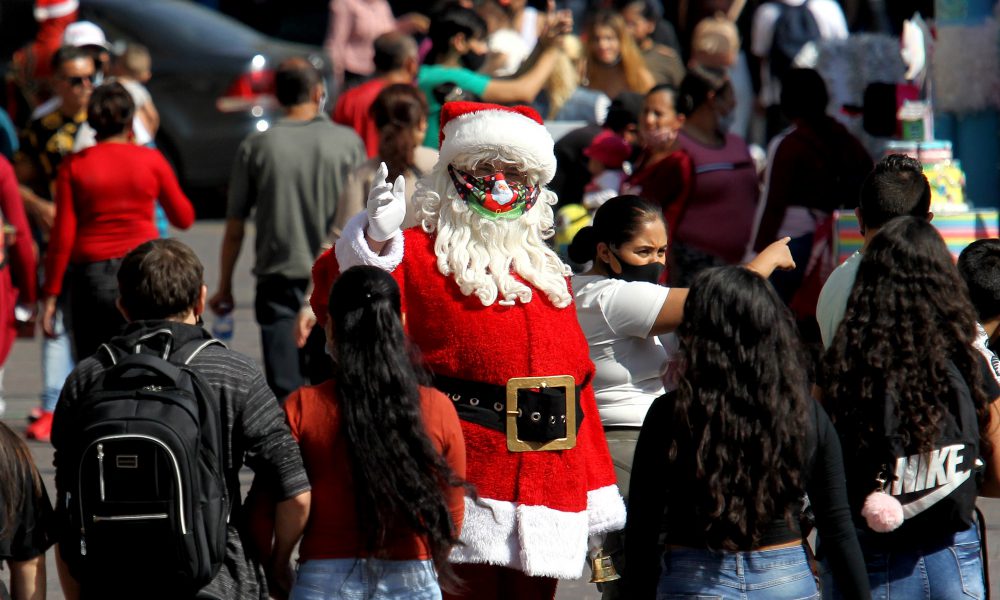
[4,220,996,599]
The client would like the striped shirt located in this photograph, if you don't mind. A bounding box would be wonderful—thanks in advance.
[52,321,311,600]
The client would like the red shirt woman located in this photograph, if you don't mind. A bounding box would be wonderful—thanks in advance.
[41,82,193,360]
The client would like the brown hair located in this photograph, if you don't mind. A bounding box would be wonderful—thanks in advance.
[0,422,43,540]
[371,84,429,183]
[88,82,135,140]
[585,10,653,94]
[118,239,204,321]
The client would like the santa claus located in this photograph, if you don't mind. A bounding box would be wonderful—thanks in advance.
[311,102,625,599]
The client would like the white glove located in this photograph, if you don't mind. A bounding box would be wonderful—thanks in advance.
[366,162,406,243]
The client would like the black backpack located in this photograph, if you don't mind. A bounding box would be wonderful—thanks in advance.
[61,331,228,594]
[769,2,821,85]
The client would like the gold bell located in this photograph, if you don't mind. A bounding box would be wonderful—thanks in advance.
[588,551,621,584]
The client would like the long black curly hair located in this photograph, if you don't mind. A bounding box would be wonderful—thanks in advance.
[821,216,991,464]
[329,266,466,590]
[668,266,810,550]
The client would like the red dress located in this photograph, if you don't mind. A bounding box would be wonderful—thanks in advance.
[312,226,625,579]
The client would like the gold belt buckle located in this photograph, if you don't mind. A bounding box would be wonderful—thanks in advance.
[505,375,577,452]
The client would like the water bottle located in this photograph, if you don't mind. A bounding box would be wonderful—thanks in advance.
[212,304,234,342]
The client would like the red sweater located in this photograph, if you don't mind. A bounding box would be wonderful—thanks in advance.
[332,78,387,158]
[44,143,195,297]
[285,380,466,561]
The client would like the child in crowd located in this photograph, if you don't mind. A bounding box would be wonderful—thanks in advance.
[112,43,159,143]
[957,238,1000,380]
[582,130,631,210]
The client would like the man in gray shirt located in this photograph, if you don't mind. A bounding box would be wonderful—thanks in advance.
[210,57,365,399]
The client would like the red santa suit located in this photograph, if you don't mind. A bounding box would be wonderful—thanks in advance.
[313,103,625,584]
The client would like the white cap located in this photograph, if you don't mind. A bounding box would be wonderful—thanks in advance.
[63,21,111,50]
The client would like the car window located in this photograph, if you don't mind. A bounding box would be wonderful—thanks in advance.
[83,0,263,54]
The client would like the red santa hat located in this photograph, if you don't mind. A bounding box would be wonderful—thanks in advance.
[34,0,78,21]
[438,102,557,185]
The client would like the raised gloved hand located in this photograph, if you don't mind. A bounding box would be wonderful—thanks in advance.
[366,162,406,243]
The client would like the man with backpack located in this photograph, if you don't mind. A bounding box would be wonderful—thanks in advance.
[50,239,311,600]
[750,0,847,140]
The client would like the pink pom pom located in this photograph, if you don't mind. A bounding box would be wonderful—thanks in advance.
[861,491,904,532]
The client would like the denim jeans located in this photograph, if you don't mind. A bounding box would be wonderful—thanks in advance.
[41,307,74,412]
[821,524,984,600]
[290,559,441,600]
[657,545,818,600]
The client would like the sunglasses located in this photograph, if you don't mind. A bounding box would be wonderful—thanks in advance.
[63,74,96,87]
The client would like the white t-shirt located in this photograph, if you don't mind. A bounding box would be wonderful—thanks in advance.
[572,274,673,427]
[816,251,861,348]
[750,0,849,106]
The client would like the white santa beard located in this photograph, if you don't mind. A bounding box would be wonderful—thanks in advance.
[415,169,572,308]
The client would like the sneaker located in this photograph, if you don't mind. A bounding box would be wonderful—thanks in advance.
[27,406,44,424]
[25,411,53,443]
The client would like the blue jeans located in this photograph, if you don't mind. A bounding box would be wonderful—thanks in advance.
[657,545,818,600]
[290,559,441,600]
[41,308,74,412]
[821,525,984,599]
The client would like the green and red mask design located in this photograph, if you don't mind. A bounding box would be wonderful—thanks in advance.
[448,164,541,220]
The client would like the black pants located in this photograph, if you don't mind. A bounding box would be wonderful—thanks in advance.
[254,276,329,401]
[65,258,127,362]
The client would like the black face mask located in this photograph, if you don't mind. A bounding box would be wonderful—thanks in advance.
[460,50,487,72]
[609,251,665,284]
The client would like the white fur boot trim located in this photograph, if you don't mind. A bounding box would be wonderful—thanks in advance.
[334,211,404,272]
[587,484,627,534]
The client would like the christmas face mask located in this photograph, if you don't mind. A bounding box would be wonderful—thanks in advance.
[448,164,541,220]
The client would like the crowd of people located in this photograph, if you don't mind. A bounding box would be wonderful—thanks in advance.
[0,1,997,600]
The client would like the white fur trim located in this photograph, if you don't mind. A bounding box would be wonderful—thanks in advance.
[334,210,404,272]
[517,503,589,578]
[34,0,77,20]
[438,109,557,185]
[587,484,627,534]
[451,496,601,579]
[450,497,522,570]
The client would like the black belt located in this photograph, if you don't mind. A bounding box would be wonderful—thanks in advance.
[434,374,583,451]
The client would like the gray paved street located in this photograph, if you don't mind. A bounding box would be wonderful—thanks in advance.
[3,221,998,599]
[0,220,600,599]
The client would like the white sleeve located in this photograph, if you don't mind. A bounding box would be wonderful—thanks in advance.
[813,0,849,40]
[751,4,780,58]
[334,210,404,272]
[600,280,670,338]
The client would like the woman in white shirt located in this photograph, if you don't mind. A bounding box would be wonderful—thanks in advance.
[568,195,792,597]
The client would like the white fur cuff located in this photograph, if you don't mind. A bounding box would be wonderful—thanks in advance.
[450,496,597,579]
[334,211,404,272]
[587,485,627,534]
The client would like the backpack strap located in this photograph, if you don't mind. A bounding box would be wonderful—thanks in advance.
[172,338,226,366]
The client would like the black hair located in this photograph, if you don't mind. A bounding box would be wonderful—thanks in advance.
[567,194,661,264]
[676,64,730,117]
[0,422,44,541]
[118,239,204,321]
[275,57,321,107]
[822,217,991,463]
[666,266,810,550]
[857,154,931,230]
[50,44,94,74]
[613,0,658,20]
[425,6,487,65]
[87,82,134,140]
[329,266,466,590]
[373,32,418,73]
[605,92,643,133]
[958,239,1000,323]
[780,69,828,122]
